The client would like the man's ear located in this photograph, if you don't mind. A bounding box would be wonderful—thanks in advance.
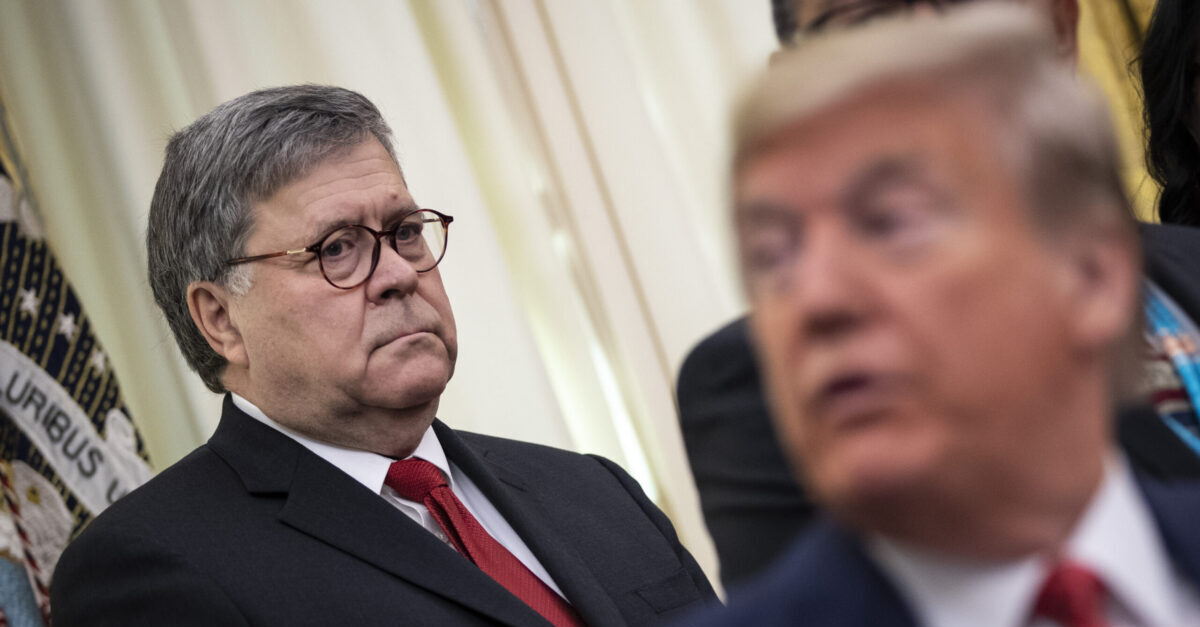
[1046,0,1080,63]
[187,281,248,366]
[1057,220,1140,353]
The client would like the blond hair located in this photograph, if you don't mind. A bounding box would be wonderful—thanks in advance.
[733,2,1142,398]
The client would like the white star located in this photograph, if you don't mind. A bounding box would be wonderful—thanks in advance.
[89,350,106,373]
[18,288,39,316]
[57,313,77,339]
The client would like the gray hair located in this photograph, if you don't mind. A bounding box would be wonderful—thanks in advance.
[733,3,1142,396]
[147,85,398,393]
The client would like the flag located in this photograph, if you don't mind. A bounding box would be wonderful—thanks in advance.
[0,105,153,626]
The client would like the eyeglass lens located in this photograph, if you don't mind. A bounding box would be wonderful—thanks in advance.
[318,210,447,288]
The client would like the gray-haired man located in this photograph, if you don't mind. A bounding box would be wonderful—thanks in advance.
[51,85,715,627]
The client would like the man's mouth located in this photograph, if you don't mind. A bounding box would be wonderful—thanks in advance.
[810,372,903,429]
[377,328,436,349]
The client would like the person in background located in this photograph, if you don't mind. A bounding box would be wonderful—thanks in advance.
[676,316,816,590]
[678,0,1200,592]
[1140,0,1200,227]
[50,84,716,626]
[683,5,1200,625]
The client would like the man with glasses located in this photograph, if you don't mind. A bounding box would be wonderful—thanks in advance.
[682,4,1200,625]
[50,85,715,626]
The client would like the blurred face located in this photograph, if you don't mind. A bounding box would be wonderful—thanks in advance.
[737,89,1085,514]
[230,138,457,443]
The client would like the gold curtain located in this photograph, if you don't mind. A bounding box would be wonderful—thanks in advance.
[1077,0,1158,221]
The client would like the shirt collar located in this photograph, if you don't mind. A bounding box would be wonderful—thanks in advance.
[230,392,451,494]
[1069,455,1181,627]
[868,455,1181,627]
[868,534,1041,627]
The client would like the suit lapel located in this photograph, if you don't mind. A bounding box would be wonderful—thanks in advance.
[435,422,627,627]
[804,522,919,627]
[1138,475,1200,586]
[207,397,552,627]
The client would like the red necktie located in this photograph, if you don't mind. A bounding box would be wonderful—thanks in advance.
[1033,561,1109,627]
[385,458,584,627]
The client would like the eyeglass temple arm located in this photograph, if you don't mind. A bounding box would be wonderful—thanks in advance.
[226,247,316,266]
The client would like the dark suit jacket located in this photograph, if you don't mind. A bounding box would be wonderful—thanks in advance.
[1123,223,1200,479]
[50,397,717,626]
[675,222,1200,590]
[675,317,816,591]
[676,475,1200,626]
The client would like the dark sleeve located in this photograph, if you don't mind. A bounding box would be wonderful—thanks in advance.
[1117,402,1200,481]
[585,454,720,607]
[1141,222,1200,322]
[676,317,817,589]
[50,526,250,627]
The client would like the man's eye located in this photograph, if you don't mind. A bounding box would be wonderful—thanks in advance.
[394,222,422,243]
[857,206,935,248]
[854,186,944,247]
[321,234,357,260]
[741,226,799,275]
[859,209,907,236]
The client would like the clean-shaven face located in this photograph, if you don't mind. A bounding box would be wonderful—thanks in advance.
[737,87,1084,516]
[229,138,457,444]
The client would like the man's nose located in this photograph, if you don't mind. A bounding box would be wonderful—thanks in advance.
[365,240,420,302]
[790,227,869,341]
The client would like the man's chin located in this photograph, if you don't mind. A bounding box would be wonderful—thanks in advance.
[360,366,453,413]
[811,453,939,520]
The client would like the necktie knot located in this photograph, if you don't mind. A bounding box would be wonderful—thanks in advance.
[1034,560,1108,627]
[381,456,584,627]
[385,458,447,502]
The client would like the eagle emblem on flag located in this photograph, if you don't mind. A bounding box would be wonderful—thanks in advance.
[0,159,153,624]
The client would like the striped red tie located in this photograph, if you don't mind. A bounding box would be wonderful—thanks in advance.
[386,458,584,627]
[1033,561,1108,627]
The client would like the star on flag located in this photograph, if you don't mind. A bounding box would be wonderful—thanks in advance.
[89,349,106,374]
[56,313,76,339]
[18,288,39,316]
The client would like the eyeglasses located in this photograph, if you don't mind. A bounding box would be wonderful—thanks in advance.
[801,0,972,36]
[225,209,453,289]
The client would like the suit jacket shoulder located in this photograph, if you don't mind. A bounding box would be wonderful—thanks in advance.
[681,476,1200,627]
[50,441,254,626]
[1137,475,1200,585]
[51,397,716,626]
[676,519,917,627]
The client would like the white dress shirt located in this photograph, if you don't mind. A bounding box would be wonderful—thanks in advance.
[868,456,1200,627]
[231,393,567,597]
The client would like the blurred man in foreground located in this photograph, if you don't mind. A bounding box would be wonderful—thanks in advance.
[679,0,1200,592]
[684,5,1200,625]
[50,85,715,626]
